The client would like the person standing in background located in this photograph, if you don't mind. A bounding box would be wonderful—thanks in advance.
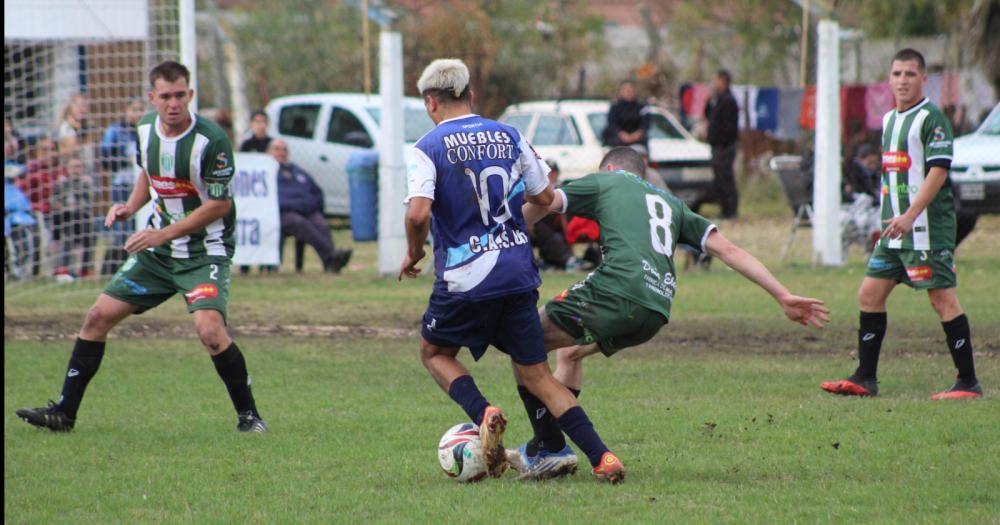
[705,69,740,219]
[239,111,272,153]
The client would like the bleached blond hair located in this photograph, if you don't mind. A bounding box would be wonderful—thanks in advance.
[416,59,470,98]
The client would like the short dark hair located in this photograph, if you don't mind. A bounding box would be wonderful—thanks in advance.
[421,87,471,105]
[149,61,190,88]
[545,159,560,173]
[600,146,646,178]
[715,69,732,85]
[892,48,926,72]
[251,110,268,120]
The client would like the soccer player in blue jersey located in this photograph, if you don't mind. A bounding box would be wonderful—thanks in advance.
[399,58,624,483]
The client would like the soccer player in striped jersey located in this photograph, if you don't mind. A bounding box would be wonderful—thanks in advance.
[16,61,266,433]
[821,49,983,399]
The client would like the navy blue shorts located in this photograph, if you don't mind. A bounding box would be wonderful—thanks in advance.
[420,289,547,365]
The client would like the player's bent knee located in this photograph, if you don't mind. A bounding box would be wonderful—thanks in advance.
[193,314,229,354]
[82,304,115,335]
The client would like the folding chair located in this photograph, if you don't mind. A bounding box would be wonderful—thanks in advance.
[768,155,814,262]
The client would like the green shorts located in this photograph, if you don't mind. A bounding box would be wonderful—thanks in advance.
[104,250,232,320]
[865,244,956,290]
[545,281,668,356]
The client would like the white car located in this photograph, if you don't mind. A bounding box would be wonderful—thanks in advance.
[498,100,714,205]
[951,103,1000,214]
[266,93,434,216]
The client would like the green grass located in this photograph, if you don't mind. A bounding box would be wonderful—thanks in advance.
[5,209,1000,524]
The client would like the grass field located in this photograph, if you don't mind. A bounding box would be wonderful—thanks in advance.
[5,212,1000,524]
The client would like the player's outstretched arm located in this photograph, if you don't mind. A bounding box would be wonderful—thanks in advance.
[521,186,562,227]
[705,230,830,328]
[399,197,432,280]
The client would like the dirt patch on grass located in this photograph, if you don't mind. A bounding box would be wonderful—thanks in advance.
[3,314,419,342]
[6,314,996,359]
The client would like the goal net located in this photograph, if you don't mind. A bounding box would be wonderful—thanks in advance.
[4,0,182,292]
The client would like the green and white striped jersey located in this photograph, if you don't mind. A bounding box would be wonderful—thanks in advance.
[136,111,236,259]
[879,97,956,250]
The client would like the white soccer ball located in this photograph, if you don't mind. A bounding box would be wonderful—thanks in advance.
[437,422,487,482]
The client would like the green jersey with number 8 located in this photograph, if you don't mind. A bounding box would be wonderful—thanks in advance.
[557,171,717,319]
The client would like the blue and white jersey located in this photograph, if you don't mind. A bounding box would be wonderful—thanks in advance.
[407,114,550,300]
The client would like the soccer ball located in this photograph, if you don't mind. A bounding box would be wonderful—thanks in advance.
[437,423,487,482]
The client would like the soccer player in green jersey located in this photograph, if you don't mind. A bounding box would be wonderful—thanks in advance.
[822,49,983,400]
[507,147,830,479]
[16,61,266,433]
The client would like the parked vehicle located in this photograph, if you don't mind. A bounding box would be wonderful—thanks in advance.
[951,102,1000,214]
[498,100,714,206]
[266,93,434,216]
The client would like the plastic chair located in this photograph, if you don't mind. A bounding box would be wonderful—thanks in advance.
[768,155,814,262]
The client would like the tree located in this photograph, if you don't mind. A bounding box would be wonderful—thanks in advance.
[397,0,605,117]
[966,0,1000,98]
[663,1,804,87]
[230,0,371,106]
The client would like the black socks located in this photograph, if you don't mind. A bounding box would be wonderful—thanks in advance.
[942,314,977,385]
[57,338,106,419]
[211,343,259,417]
[854,311,887,380]
[518,385,581,456]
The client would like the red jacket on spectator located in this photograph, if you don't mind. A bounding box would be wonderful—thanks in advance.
[17,160,64,214]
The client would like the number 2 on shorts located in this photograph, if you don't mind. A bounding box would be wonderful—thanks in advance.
[209,264,219,280]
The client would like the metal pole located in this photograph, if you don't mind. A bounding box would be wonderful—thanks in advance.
[799,0,809,87]
[377,31,406,276]
[179,0,198,110]
[362,0,371,97]
[812,19,842,266]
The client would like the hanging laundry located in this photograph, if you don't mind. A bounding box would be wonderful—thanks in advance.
[775,88,804,141]
[755,88,780,132]
[865,82,893,130]
[730,84,759,129]
[800,86,817,129]
[841,85,867,143]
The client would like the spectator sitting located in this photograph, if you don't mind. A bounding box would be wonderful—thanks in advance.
[19,137,64,215]
[529,161,577,271]
[602,80,650,150]
[840,144,881,255]
[51,157,97,280]
[99,98,145,275]
[5,116,25,165]
[268,139,352,273]
[240,110,272,153]
[842,143,880,203]
[5,140,38,279]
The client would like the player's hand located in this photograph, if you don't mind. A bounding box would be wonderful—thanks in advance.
[105,203,132,228]
[124,229,168,254]
[777,294,830,328]
[882,213,915,240]
[398,248,426,281]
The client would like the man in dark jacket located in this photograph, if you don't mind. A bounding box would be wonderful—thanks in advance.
[268,139,351,273]
[705,69,740,219]
[602,81,650,150]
